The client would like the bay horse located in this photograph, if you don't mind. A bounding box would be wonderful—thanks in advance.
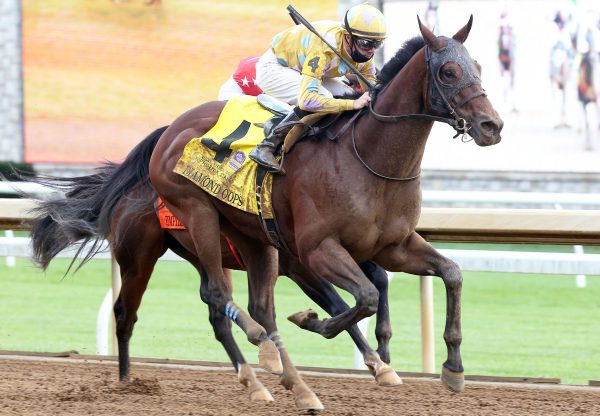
[148,14,502,401]
[27,129,400,411]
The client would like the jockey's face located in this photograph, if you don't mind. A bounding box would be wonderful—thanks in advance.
[344,34,376,61]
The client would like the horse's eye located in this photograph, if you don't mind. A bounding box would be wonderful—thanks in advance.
[438,63,463,85]
[443,69,455,79]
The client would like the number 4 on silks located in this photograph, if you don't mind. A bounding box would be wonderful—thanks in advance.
[201,120,251,163]
[307,56,320,73]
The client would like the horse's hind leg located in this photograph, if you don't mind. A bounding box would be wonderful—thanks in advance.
[296,238,381,339]
[112,218,166,381]
[388,232,464,392]
[197,266,273,402]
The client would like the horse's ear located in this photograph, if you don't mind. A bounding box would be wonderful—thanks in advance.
[452,15,473,44]
[417,15,443,50]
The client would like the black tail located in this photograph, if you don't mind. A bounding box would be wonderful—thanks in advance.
[28,126,168,272]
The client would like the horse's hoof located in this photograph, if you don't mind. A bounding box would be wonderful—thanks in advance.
[295,390,324,412]
[249,385,274,402]
[258,339,283,374]
[287,309,319,327]
[238,363,274,402]
[375,365,403,387]
[441,366,464,393]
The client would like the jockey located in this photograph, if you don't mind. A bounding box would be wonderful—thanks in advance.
[248,3,387,173]
[218,56,263,100]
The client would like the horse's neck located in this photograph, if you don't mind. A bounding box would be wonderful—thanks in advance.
[355,54,433,179]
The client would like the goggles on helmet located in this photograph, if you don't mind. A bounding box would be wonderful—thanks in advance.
[354,37,384,50]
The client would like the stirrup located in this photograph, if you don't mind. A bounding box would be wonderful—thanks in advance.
[249,145,286,174]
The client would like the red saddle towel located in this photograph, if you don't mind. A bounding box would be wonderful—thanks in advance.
[156,197,186,229]
[154,197,246,269]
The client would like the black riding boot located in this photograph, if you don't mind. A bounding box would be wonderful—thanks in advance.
[249,110,301,173]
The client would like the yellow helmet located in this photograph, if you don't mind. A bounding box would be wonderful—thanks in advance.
[343,3,387,40]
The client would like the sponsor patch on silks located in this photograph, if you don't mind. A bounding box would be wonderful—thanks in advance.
[155,197,186,229]
[173,95,274,217]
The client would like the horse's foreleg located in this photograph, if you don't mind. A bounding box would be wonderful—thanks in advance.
[359,261,392,364]
[298,238,380,339]
[378,232,464,393]
[242,247,323,411]
[359,261,402,386]
[283,255,401,386]
[198,267,273,402]
[276,344,324,411]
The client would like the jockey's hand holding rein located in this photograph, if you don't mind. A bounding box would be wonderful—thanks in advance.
[353,91,371,110]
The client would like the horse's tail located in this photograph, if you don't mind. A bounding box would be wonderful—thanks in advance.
[28,126,168,272]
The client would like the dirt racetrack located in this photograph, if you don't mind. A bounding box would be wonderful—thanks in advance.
[1,355,599,415]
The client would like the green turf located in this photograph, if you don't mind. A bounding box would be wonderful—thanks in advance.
[0,256,598,385]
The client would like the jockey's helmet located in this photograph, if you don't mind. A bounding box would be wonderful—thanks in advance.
[343,4,387,40]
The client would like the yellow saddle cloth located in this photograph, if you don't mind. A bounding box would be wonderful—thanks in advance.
[173,95,274,217]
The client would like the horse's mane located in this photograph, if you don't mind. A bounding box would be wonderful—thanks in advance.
[338,36,426,99]
[377,36,426,87]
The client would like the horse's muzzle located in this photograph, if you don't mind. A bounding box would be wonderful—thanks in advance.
[471,115,503,146]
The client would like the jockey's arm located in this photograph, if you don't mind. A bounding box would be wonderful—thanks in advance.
[296,49,354,113]
[297,74,355,113]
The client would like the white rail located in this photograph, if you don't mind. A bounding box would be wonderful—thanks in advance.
[423,190,600,207]
[3,237,598,274]
[3,182,600,207]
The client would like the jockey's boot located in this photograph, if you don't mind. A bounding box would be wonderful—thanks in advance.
[249,109,302,173]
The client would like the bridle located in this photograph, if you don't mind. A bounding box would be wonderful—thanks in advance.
[423,37,486,139]
[353,36,487,181]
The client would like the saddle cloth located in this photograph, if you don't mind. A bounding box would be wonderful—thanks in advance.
[155,197,186,229]
[173,95,274,217]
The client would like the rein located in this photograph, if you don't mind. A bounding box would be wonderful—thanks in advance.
[369,95,470,140]
[351,121,421,181]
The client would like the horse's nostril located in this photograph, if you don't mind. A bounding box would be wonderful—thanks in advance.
[480,118,503,135]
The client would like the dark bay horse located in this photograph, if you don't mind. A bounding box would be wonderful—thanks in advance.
[27,129,400,411]
[148,15,503,397]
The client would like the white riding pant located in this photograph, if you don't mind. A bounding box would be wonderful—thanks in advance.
[255,48,354,105]
[217,76,245,101]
